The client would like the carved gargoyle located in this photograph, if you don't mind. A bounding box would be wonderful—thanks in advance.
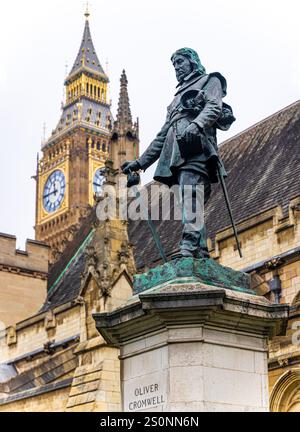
[98,235,113,299]
[118,242,130,265]
[43,341,55,355]
[81,245,101,287]
[265,258,284,270]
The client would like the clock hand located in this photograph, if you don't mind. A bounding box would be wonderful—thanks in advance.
[43,189,58,199]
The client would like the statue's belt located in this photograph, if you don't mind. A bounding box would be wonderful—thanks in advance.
[168,112,191,128]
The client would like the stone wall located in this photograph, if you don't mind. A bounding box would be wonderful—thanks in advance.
[0,386,71,412]
[0,305,81,366]
[1,197,300,411]
[215,202,300,275]
[0,233,49,326]
[212,201,300,308]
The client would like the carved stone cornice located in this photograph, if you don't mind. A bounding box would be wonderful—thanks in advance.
[0,264,47,280]
[265,257,284,271]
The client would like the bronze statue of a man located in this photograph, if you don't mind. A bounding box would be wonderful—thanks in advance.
[122,48,235,259]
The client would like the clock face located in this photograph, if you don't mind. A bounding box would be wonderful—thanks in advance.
[43,170,66,213]
[93,168,106,196]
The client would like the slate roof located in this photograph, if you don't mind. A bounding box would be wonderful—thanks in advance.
[129,100,300,269]
[40,210,97,313]
[41,100,300,312]
[68,19,106,78]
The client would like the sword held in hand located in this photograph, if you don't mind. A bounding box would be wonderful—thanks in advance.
[217,162,243,258]
[125,168,168,264]
[178,90,242,258]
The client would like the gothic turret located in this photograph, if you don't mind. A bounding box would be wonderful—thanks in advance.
[116,70,132,129]
[110,70,139,170]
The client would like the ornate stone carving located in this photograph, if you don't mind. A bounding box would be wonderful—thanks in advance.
[118,242,130,265]
[99,260,112,298]
[117,241,135,276]
[265,258,284,270]
[43,340,55,355]
[44,310,56,330]
[81,245,101,287]
[74,296,85,305]
[278,357,290,367]
[6,326,17,346]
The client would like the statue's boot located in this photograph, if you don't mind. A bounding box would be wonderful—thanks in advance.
[173,169,211,261]
[195,225,210,259]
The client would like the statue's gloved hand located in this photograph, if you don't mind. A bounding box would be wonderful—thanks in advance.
[183,123,201,143]
[121,160,141,174]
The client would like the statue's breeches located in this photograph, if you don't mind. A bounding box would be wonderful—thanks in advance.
[177,169,211,257]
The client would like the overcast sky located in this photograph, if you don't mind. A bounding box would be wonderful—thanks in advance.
[0,0,299,248]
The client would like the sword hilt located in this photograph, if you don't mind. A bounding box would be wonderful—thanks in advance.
[127,169,140,188]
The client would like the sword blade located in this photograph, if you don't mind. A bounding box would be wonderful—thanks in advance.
[217,166,243,258]
[129,175,168,264]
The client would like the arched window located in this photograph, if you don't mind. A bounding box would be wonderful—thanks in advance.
[102,143,106,152]
[270,370,300,412]
[97,141,101,151]
[86,83,89,94]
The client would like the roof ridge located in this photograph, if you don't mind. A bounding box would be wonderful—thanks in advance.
[219,99,300,149]
[46,229,94,298]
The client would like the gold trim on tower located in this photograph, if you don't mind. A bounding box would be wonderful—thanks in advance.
[37,159,70,224]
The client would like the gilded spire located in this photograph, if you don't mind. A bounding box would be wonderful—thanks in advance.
[84,2,90,20]
[116,70,132,128]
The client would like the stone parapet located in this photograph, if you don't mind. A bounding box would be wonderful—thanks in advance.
[0,233,49,275]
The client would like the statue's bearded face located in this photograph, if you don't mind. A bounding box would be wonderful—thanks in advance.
[172,54,193,83]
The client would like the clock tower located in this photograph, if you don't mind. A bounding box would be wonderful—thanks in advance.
[35,11,115,262]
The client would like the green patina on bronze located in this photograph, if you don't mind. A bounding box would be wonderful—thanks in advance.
[133,258,253,295]
[121,48,236,261]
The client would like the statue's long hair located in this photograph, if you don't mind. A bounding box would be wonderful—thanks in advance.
[171,48,206,76]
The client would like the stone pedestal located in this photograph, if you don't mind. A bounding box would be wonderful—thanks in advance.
[94,258,288,412]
